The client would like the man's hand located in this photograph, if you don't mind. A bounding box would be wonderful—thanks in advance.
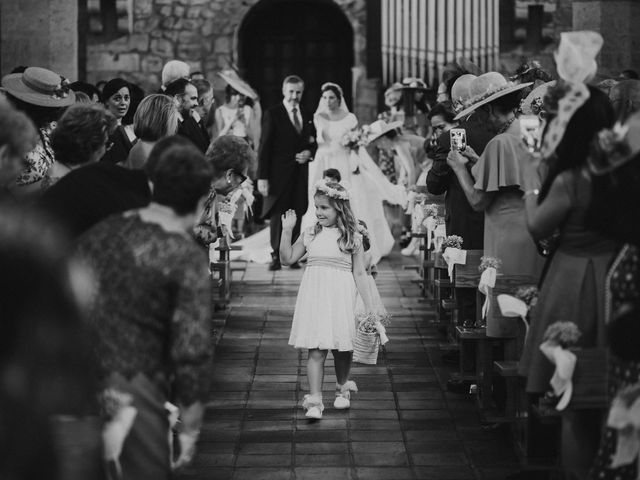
[459,145,480,165]
[295,150,312,164]
[257,179,269,196]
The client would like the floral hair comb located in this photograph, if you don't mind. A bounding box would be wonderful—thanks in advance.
[314,179,349,200]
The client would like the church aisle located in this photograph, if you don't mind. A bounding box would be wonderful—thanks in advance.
[177,251,520,480]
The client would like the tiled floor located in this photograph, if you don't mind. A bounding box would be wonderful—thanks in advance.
[178,251,521,480]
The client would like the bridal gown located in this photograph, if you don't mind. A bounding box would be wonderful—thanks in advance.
[302,114,406,264]
[229,113,405,265]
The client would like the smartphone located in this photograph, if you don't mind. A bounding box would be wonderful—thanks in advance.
[450,128,467,151]
[520,115,543,153]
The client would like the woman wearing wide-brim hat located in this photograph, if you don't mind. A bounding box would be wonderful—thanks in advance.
[1,66,75,198]
[446,71,545,337]
[215,70,261,148]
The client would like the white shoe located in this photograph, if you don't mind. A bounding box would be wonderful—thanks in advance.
[302,394,324,419]
[333,380,358,409]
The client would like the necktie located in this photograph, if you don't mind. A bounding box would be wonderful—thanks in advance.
[292,107,302,133]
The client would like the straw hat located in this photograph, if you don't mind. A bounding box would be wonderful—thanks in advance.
[453,72,532,121]
[217,70,258,100]
[520,80,556,116]
[450,74,477,111]
[365,119,403,144]
[1,67,75,107]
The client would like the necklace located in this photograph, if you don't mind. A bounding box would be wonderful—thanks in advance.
[497,116,516,134]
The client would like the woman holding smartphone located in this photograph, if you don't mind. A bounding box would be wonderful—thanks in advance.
[446,72,544,337]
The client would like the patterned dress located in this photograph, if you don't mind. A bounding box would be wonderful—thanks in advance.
[16,123,55,186]
[589,244,640,480]
[75,212,213,479]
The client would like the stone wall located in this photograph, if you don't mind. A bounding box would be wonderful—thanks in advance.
[87,0,367,104]
[1,0,78,79]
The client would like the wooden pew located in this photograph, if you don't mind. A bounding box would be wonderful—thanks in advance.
[210,235,242,310]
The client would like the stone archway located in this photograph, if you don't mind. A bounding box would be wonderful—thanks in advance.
[238,0,354,114]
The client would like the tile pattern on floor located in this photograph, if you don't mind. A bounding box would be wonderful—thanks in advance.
[178,251,520,480]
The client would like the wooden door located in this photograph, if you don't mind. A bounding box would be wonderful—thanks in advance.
[239,0,354,114]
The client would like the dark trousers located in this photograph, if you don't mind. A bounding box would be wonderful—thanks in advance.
[269,180,307,257]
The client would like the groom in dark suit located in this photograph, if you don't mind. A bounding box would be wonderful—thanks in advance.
[257,75,317,270]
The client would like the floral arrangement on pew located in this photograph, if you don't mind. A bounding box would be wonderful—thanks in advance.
[477,256,502,321]
[353,312,391,365]
[497,284,539,339]
[605,383,640,473]
[441,235,465,277]
[539,321,582,411]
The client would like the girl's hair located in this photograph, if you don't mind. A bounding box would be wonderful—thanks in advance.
[321,83,342,103]
[313,182,360,254]
[133,94,179,141]
[539,86,615,201]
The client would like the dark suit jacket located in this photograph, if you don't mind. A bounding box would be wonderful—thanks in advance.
[101,125,134,165]
[426,113,495,249]
[257,103,317,218]
[177,114,210,153]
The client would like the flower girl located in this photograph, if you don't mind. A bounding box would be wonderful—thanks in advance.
[280,180,375,419]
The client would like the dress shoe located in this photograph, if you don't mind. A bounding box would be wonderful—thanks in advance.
[289,262,301,269]
[268,258,281,271]
[446,377,472,394]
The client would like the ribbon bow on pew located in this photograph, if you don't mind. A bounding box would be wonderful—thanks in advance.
[477,268,497,319]
[442,247,467,278]
[539,341,577,411]
[497,294,530,340]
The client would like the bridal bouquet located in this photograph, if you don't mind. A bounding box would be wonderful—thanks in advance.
[340,127,368,151]
[100,389,138,479]
[515,285,539,309]
[423,203,439,218]
[478,256,502,273]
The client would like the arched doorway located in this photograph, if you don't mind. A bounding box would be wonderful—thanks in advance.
[238,0,354,115]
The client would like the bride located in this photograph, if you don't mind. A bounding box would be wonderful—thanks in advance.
[302,82,406,264]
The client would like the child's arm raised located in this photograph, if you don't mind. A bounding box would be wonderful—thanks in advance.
[352,246,375,312]
[279,209,306,265]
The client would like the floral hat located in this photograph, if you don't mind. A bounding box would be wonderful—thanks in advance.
[520,80,556,116]
[364,119,404,144]
[217,69,258,100]
[589,111,640,175]
[539,31,603,159]
[450,74,477,113]
[1,66,75,107]
[453,72,532,121]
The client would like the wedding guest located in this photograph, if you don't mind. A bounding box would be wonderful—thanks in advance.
[69,80,101,103]
[125,94,179,169]
[165,78,210,153]
[446,72,543,337]
[0,99,37,197]
[1,66,75,199]
[43,103,117,188]
[587,110,640,480]
[75,136,214,478]
[160,60,190,91]
[0,204,100,480]
[100,78,135,164]
[608,79,640,121]
[192,78,215,138]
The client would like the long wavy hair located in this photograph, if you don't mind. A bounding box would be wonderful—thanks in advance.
[312,182,360,254]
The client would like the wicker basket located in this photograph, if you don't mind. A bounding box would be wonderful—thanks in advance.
[353,329,380,365]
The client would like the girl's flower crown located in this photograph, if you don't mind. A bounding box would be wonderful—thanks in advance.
[314,179,349,200]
